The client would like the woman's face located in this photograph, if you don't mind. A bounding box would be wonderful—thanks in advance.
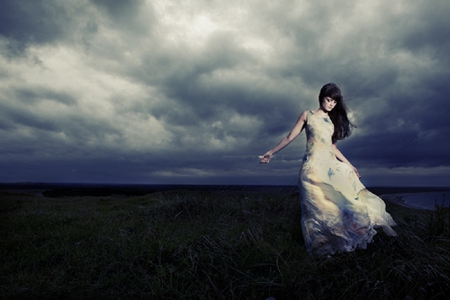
[321,97,337,112]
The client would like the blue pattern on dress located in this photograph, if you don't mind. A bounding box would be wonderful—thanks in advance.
[328,168,334,179]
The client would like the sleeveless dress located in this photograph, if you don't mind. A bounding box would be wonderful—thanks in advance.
[299,110,397,255]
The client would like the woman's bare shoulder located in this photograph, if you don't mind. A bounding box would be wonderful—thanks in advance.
[293,110,309,125]
[302,109,316,114]
[300,110,312,119]
[300,110,310,116]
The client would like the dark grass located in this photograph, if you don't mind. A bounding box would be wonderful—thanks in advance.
[1,187,450,299]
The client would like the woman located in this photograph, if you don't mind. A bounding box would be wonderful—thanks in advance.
[260,83,397,256]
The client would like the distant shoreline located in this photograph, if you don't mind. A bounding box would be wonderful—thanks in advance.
[381,192,450,210]
[380,193,415,207]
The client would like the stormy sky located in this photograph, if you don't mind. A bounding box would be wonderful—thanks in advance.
[1,0,449,186]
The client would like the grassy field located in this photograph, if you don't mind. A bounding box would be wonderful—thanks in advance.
[1,187,450,299]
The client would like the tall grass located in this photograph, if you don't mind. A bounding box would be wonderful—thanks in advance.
[1,188,449,299]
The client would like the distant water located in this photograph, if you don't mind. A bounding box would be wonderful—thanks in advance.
[402,192,450,210]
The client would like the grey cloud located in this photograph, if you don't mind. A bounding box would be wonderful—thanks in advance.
[1,86,76,131]
[91,0,143,18]
[345,130,449,169]
[1,95,124,161]
[2,107,59,132]
[90,0,154,34]
[142,31,254,89]
[390,1,450,57]
[0,0,70,56]
[14,87,77,106]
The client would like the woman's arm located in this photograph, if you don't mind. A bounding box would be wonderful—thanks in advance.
[333,143,361,178]
[259,111,308,164]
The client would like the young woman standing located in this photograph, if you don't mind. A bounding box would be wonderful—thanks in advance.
[260,83,397,256]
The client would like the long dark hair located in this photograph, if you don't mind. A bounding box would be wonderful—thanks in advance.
[318,83,355,143]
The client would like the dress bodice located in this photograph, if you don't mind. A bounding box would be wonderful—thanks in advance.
[304,110,334,159]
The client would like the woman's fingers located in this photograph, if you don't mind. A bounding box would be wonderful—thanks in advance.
[259,155,270,163]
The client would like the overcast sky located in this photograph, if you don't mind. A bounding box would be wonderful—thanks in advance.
[1,0,449,187]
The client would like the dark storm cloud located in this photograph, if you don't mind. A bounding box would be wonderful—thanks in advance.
[13,86,77,106]
[144,32,256,122]
[0,0,70,56]
[91,0,143,18]
[391,1,450,58]
[90,0,155,34]
[1,86,74,132]
[0,0,449,186]
[0,84,127,163]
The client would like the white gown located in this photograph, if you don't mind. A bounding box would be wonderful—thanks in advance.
[299,110,397,255]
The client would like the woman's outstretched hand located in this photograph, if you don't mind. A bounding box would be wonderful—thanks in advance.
[259,152,272,164]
